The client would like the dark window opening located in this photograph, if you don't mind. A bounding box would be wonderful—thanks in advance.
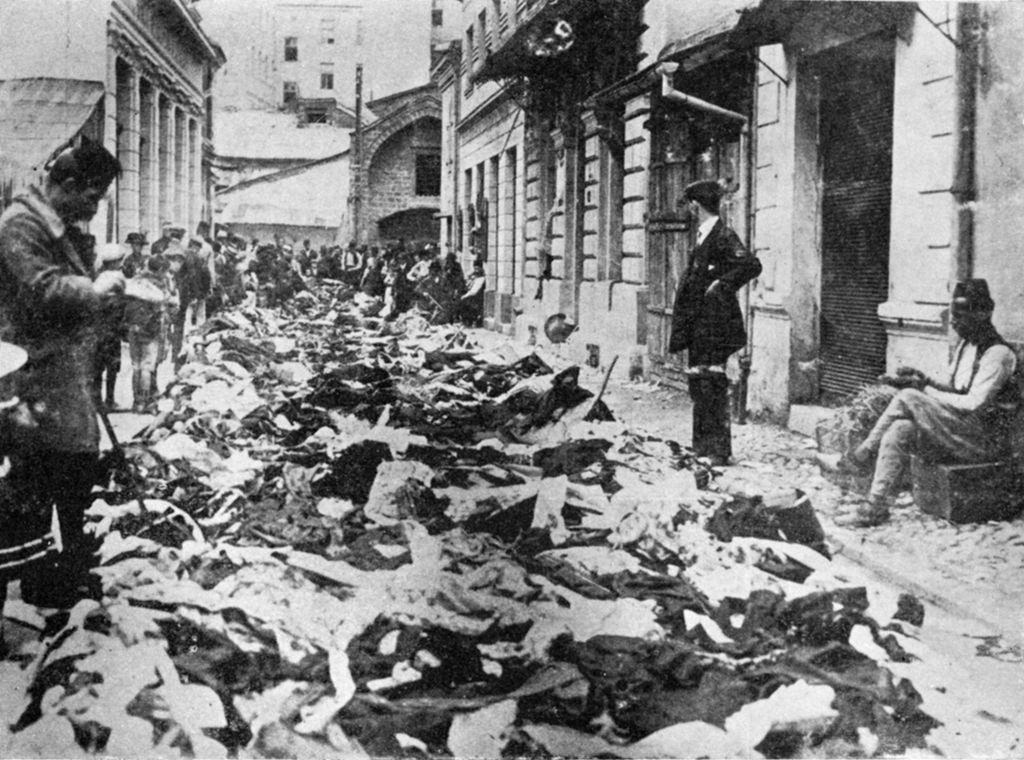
[283,81,298,104]
[306,109,329,124]
[416,153,442,196]
[320,72,334,90]
[432,9,443,26]
[284,37,298,61]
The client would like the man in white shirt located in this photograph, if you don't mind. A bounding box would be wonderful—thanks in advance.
[835,279,1019,526]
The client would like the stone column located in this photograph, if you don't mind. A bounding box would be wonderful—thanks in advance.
[138,78,157,239]
[174,106,187,230]
[158,94,173,228]
[580,110,601,283]
[553,123,583,318]
[620,93,651,286]
[115,66,142,239]
[189,117,201,229]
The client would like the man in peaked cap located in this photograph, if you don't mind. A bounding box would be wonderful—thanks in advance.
[829,278,1020,527]
[669,178,761,466]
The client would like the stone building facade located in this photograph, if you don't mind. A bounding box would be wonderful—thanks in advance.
[436,0,1024,425]
[0,0,223,244]
[742,2,1024,421]
[433,34,527,329]
[350,85,443,245]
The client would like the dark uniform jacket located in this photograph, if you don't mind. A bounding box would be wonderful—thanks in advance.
[668,219,761,366]
[0,187,100,452]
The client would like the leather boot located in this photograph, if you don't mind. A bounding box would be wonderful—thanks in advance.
[687,374,710,457]
[705,373,733,463]
[131,369,144,413]
[105,371,117,410]
[144,372,158,413]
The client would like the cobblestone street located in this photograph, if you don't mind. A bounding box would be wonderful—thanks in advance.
[599,377,1024,642]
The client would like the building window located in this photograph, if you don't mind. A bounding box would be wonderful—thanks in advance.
[320,63,334,90]
[284,36,298,61]
[493,0,504,37]
[432,9,443,26]
[416,153,441,196]
[321,18,335,44]
[283,81,298,104]
[479,9,490,56]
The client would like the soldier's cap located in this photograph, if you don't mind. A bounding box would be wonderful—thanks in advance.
[683,179,725,211]
[952,279,994,313]
[126,232,147,245]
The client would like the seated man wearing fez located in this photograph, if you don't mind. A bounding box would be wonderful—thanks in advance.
[827,279,1020,527]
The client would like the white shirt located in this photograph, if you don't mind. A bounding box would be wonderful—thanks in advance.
[925,340,1017,412]
[463,274,485,298]
[696,215,719,246]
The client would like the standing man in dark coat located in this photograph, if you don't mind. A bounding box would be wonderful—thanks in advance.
[669,180,761,465]
[0,140,125,607]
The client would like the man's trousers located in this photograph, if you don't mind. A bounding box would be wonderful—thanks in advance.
[8,450,99,607]
[687,372,732,460]
[861,388,1000,501]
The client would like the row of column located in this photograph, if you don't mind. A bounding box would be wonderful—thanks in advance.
[520,95,651,317]
[114,57,203,243]
[460,136,525,325]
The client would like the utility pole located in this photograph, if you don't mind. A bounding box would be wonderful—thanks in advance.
[352,63,363,245]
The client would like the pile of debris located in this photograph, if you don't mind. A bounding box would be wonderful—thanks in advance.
[1,284,938,758]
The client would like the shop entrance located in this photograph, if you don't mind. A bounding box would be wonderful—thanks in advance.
[816,34,896,398]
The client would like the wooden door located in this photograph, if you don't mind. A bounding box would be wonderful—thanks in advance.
[646,110,743,383]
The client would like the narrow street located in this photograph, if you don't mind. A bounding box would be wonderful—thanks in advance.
[2,283,1021,758]
[5,1,1024,758]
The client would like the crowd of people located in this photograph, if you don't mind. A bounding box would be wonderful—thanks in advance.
[0,139,491,621]
[88,225,488,417]
[352,241,486,327]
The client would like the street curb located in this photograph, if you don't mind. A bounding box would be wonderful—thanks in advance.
[827,524,1020,642]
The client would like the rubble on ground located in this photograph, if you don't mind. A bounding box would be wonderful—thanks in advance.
[1,284,939,758]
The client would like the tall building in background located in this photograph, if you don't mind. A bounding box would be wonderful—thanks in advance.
[197,0,278,109]
[430,0,462,68]
[198,0,434,112]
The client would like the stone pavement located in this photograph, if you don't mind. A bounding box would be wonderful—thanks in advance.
[598,377,1024,643]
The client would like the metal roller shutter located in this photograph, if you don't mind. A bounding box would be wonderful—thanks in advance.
[819,46,894,398]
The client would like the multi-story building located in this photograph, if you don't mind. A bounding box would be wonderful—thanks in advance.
[435,0,645,337]
[439,0,1024,430]
[194,0,278,110]
[0,0,224,244]
[200,0,436,112]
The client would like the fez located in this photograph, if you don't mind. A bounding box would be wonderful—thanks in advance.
[952,279,994,313]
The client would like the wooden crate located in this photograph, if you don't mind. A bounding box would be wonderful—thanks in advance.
[911,457,1024,524]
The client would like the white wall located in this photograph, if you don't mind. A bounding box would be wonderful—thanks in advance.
[274,0,431,107]
[0,0,109,82]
